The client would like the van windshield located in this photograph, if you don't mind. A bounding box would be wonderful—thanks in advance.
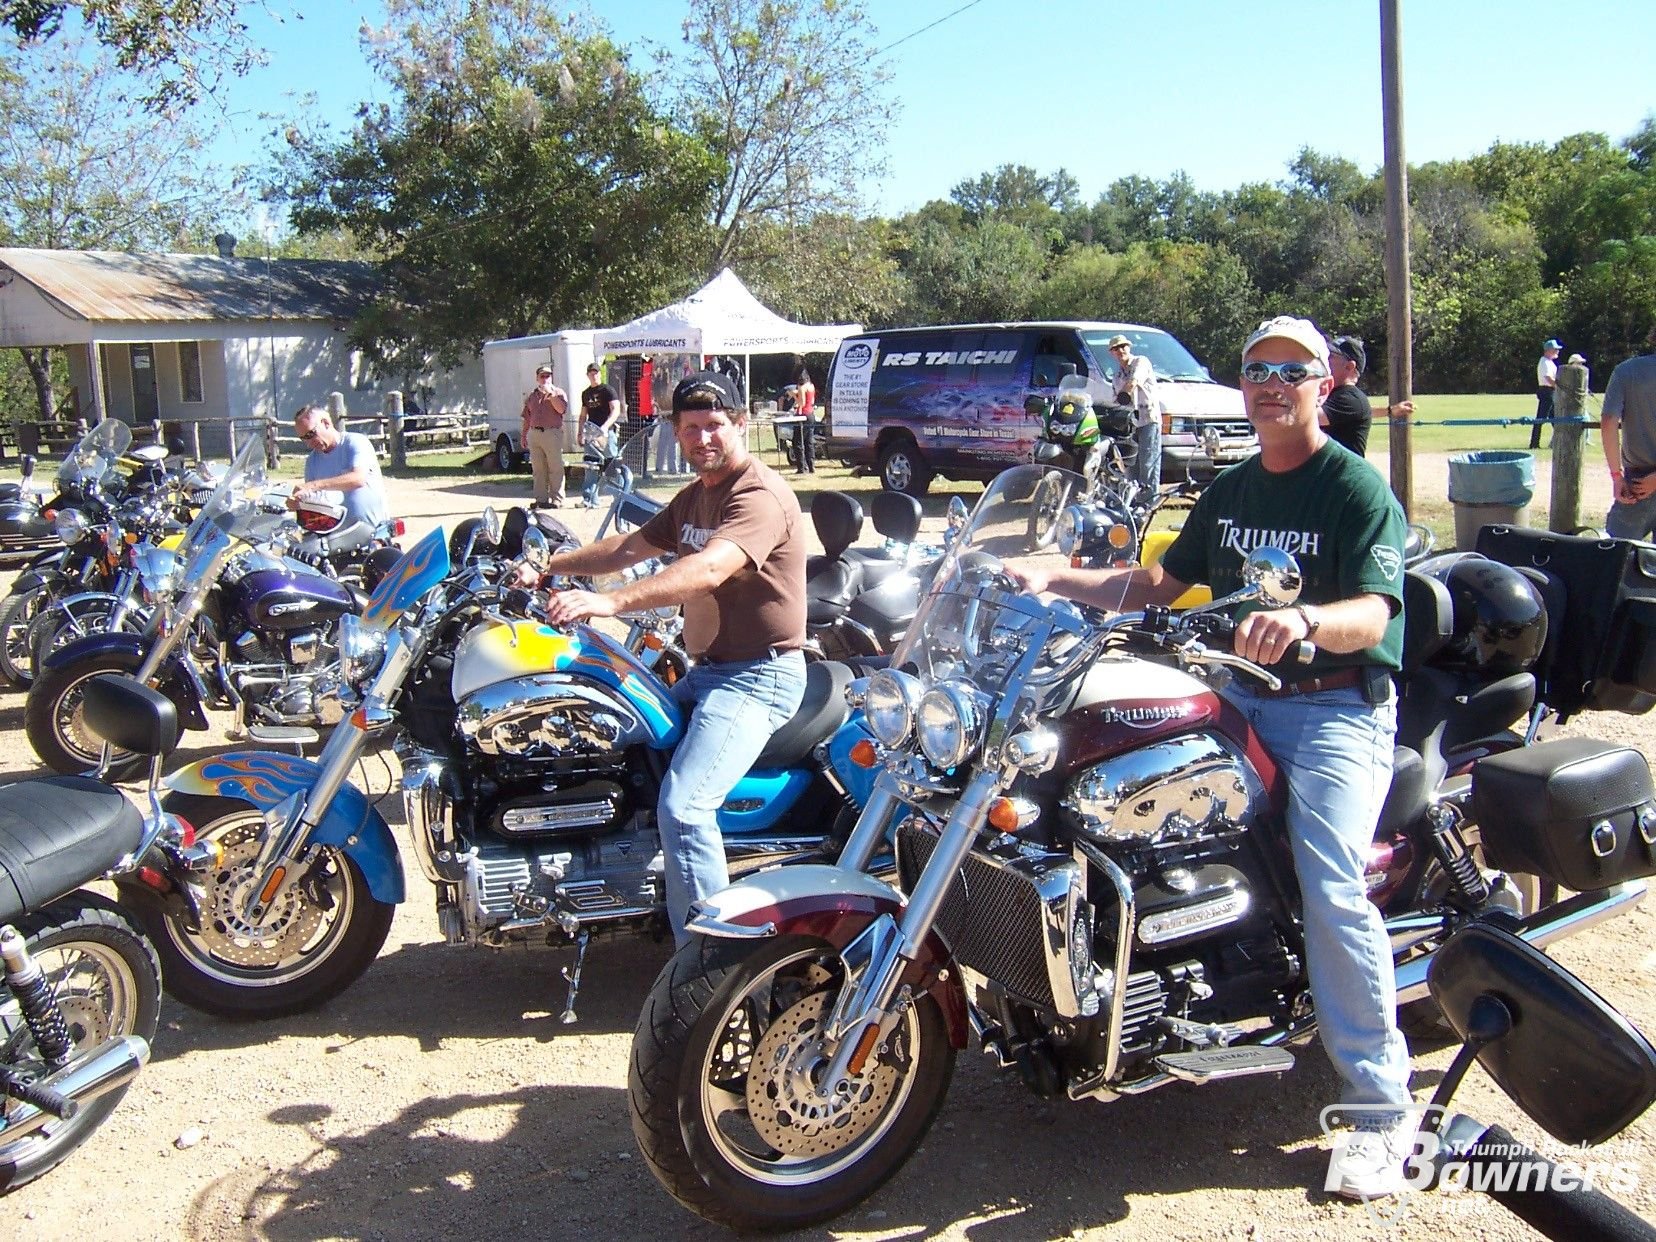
[1083,330,1213,384]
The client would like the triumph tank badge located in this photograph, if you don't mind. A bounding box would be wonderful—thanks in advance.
[1097,703,1192,728]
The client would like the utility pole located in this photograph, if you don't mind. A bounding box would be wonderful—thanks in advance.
[1380,0,1414,517]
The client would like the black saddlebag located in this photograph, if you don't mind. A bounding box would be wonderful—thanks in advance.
[1475,526,1656,718]
[1472,736,1656,892]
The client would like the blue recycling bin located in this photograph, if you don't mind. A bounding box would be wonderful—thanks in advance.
[1448,450,1535,548]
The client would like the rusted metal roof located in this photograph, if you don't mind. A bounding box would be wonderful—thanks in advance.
[0,247,379,323]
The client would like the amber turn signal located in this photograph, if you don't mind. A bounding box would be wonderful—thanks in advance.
[987,797,1021,833]
[849,738,880,769]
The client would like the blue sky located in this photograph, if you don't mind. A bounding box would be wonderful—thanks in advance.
[203,0,1655,224]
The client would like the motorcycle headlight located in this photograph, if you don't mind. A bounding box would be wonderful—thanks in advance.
[339,614,388,687]
[53,508,90,545]
[917,678,990,770]
[864,668,922,749]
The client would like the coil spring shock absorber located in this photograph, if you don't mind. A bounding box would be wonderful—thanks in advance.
[0,924,74,1067]
[1424,803,1492,907]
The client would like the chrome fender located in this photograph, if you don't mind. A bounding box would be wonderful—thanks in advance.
[165,752,406,904]
[688,864,968,1049]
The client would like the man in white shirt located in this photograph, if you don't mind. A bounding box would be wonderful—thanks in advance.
[1530,338,1562,449]
[1108,333,1160,490]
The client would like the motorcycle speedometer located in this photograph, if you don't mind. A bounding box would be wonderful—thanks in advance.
[864,668,922,749]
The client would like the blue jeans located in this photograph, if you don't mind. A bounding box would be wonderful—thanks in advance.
[1136,418,1162,490]
[581,431,617,506]
[1607,489,1656,540]
[660,650,808,944]
[652,419,682,475]
[1222,680,1413,1112]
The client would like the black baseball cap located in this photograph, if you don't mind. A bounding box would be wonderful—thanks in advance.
[672,371,743,415]
[1330,335,1366,373]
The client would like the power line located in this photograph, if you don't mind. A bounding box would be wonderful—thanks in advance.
[878,0,989,54]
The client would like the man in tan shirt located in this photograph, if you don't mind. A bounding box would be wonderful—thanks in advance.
[520,363,569,508]
[535,371,807,942]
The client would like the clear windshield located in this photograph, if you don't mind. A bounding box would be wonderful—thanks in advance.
[891,465,1102,698]
[57,418,134,487]
[1082,329,1213,384]
[177,433,271,555]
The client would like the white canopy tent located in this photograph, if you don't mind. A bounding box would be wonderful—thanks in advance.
[591,268,861,408]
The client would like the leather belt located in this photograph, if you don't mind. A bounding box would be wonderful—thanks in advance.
[1250,665,1366,700]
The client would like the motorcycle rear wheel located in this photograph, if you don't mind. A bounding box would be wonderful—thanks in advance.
[629,934,953,1232]
[0,894,161,1192]
[135,795,394,1019]
[25,650,149,779]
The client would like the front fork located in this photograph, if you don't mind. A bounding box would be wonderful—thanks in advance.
[815,768,1002,1094]
[242,631,414,924]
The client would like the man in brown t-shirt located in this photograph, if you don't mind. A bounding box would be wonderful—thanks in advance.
[536,371,808,942]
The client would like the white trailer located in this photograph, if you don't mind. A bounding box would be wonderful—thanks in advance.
[481,328,598,473]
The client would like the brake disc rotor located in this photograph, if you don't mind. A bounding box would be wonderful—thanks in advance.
[745,992,900,1158]
[199,837,327,967]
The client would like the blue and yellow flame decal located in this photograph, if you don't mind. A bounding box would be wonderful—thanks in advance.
[363,528,449,629]
[165,752,405,903]
[463,620,682,745]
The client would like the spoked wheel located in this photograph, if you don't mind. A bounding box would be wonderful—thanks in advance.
[26,596,128,675]
[629,934,953,1232]
[1026,470,1075,550]
[0,583,53,688]
[25,651,147,778]
[132,795,394,1019]
[0,895,161,1191]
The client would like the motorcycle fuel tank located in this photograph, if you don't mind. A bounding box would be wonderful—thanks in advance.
[1058,656,1225,773]
[452,619,680,747]
[230,566,357,633]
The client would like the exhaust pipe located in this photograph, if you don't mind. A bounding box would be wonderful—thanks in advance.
[0,1035,149,1142]
[1394,880,1647,1005]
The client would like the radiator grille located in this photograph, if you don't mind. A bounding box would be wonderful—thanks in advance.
[897,820,1054,1008]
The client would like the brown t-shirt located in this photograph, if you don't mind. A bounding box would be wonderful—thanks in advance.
[639,458,805,662]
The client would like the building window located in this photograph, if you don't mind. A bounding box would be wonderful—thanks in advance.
[179,341,204,403]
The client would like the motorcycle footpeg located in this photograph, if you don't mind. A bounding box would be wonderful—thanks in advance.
[1154,1046,1295,1084]
[245,724,321,746]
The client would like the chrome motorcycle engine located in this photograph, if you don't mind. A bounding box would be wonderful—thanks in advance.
[457,676,654,761]
[1061,731,1266,848]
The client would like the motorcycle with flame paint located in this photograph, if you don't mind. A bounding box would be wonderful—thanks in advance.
[625,465,1656,1231]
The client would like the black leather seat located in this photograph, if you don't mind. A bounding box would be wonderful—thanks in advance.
[0,777,144,924]
[845,492,923,591]
[753,660,852,769]
[1375,746,1427,840]
[805,493,868,622]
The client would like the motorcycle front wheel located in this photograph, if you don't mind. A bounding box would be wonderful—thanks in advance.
[133,795,395,1019]
[629,934,953,1232]
[0,582,53,688]
[25,650,149,779]
[1026,470,1075,550]
[0,894,161,1192]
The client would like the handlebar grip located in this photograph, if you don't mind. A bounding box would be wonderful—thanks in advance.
[1292,640,1316,665]
[1457,1124,1656,1242]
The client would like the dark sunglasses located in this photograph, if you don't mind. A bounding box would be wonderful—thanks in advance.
[1241,360,1328,385]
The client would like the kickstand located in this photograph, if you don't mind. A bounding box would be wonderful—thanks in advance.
[559,930,591,1025]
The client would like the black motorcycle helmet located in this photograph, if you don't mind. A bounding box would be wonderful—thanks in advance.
[1422,555,1549,675]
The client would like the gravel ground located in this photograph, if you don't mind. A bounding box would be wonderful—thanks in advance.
[7,454,1655,1242]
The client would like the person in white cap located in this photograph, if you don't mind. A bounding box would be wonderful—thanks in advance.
[1530,338,1563,449]
[1106,333,1160,490]
[1012,315,1414,1201]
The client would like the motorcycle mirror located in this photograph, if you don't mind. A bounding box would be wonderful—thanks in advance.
[521,525,552,574]
[481,506,503,548]
[946,495,969,535]
[1024,394,1051,417]
[1240,547,1302,607]
[20,453,34,481]
[1428,921,1656,1146]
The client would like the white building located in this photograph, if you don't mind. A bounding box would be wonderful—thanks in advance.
[0,246,484,455]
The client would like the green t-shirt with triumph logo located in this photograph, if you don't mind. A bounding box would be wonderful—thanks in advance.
[1159,439,1406,674]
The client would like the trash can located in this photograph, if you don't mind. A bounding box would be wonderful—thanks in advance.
[1448,450,1535,549]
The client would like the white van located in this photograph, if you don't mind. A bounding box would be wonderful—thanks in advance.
[827,321,1255,495]
[481,329,598,472]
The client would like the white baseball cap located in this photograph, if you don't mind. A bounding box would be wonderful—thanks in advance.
[1243,316,1331,369]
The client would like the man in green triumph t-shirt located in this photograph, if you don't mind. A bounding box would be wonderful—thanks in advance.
[1012,315,1413,1203]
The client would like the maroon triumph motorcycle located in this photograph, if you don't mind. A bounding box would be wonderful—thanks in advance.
[625,465,1656,1231]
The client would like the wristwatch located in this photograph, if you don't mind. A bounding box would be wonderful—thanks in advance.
[1292,604,1320,639]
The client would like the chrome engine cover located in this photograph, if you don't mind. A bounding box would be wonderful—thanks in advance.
[1062,730,1265,847]
[456,675,652,760]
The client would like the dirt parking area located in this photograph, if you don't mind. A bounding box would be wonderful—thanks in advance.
[7,460,1656,1241]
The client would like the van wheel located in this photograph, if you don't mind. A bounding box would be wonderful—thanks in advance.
[494,435,518,473]
[879,438,931,498]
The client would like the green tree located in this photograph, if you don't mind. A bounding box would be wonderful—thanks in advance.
[281,0,718,373]
[1,0,260,108]
[0,40,233,418]
[668,0,896,274]
[900,218,1043,324]
[730,213,904,328]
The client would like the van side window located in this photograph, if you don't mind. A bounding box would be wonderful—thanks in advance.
[1032,332,1087,388]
